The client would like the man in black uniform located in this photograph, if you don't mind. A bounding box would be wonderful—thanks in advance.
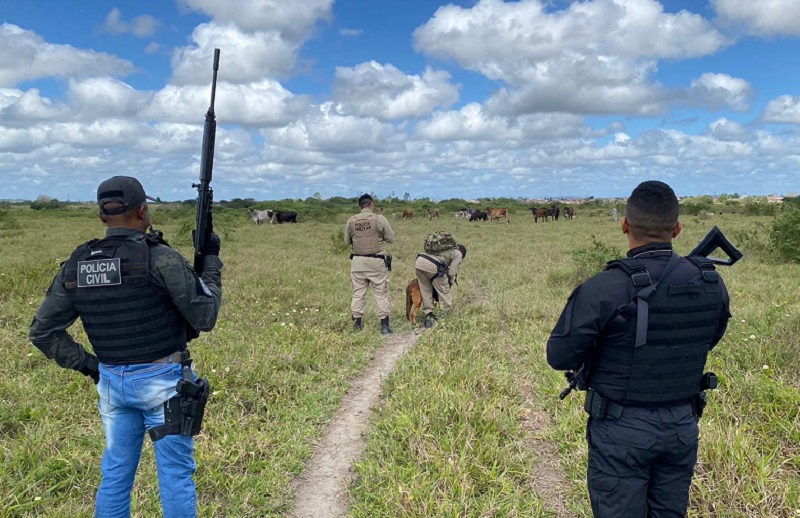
[547,180,730,517]
[29,176,222,518]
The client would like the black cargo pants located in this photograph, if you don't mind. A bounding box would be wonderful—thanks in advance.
[586,403,699,518]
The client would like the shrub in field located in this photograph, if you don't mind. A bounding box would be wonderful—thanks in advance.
[743,202,778,216]
[732,222,771,257]
[570,235,622,284]
[770,209,800,263]
[30,195,64,211]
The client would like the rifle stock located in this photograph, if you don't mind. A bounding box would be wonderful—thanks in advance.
[192,48,220,275]
[688,225,743,266]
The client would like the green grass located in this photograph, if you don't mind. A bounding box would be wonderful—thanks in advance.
[1,206,798,516]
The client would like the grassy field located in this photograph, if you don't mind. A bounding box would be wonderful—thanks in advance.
[1,204,798,517]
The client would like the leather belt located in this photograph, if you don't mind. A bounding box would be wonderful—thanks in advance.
[149,351,184,364]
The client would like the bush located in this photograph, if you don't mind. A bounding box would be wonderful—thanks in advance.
[571,235,623,284]
[30,196,64,211]
[771,210,800,263]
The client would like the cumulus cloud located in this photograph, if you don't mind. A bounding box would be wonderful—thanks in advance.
[413,0,729,115]
[100,7,161,37]
[708,118,751,142]
[761,95,800,124]
[179,0,332,40]
[0,88,63,125]
[170,23,298,84]
[144,80,310,125]
[688,73,754,111]
[417,102,587,142]
[0,23,134,87]
[712,0,800,36]
[263,103,406,154]
[332,62,459,120]
[68,77,152,119]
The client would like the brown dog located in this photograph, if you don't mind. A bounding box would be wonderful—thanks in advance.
[405,278,438,327]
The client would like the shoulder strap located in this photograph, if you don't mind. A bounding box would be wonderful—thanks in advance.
[608,254,682,348]
[685,256,719,283]
[632,253,682,347]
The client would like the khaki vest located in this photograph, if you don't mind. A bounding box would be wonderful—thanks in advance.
[348,212,382,255]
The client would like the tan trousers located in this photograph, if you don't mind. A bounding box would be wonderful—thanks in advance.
[415,269,453,315]
[351,270,390,319]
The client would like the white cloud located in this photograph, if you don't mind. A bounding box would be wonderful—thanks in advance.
[413,0,729,115]
[0,88,63,124]
[689,73,754,111]
[68,77,152,119]
[100,8,161,37]
[761,95,800,124]
[332,62,459,120]
[708,118,750,142]
[170,23,297,84]
[417,102,586,142]
[0,23,134,87]
[263,103,406,154]
[712,0,800,36]
[179,0,332,40]
[143,80,310,126]
[144,42,161,54]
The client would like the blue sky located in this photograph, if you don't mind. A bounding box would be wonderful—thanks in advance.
[1,0,799,202]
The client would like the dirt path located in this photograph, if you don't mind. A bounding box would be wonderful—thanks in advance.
[289,330,419,518]
[518,385,573,518]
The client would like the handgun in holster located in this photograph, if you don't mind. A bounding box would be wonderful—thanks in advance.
[148,351,211,441]
[692,372,718,418]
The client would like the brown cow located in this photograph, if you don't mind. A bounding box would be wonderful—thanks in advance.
[427,209,439,220]
[485,207,510,224]
[563,207,576,220]
[531,207,548,223]
[402,210,413,220]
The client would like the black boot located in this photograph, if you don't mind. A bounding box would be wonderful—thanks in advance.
[380,316,393,335]
[353,316,362,331]
[424,313,436,329]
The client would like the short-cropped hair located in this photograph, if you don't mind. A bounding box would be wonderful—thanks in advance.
[625,181,679,240]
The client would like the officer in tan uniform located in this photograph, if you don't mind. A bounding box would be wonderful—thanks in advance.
[415,237,466,328]
[344,194,396,334]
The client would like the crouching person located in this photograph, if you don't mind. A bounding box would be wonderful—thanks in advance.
[415,231,466,328]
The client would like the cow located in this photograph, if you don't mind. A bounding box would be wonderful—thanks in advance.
[249,208,273,225]
[427,209,440,220]
[486,207,510,224]
[563,207,576,220]
[469,210,488,222]
[531,207,548,223]
[455,209,470,219]
[402,210,413,220]
[548,206,560,221]
[271,210,298,224]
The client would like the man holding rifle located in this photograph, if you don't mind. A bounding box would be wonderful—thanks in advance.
[28,176,222,517]
[29,50,222,518]
[547,180,732,517]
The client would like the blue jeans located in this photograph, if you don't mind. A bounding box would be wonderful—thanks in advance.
[95,362,197,518]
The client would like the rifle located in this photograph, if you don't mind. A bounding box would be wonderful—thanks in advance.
[688,225,743,266]
[192,48,220,275]
[558,226,742,399]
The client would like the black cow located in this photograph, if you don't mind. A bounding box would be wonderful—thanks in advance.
[469,210,488,222]
[272,210,298,224]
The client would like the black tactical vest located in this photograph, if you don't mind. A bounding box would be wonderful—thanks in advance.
[63,234,186,364]
[589,256,725,403]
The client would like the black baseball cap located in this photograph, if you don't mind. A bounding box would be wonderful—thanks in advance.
[97,176,157,215]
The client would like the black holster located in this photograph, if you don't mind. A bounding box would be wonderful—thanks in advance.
[148,351,211,442]
[384,254,392,271]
